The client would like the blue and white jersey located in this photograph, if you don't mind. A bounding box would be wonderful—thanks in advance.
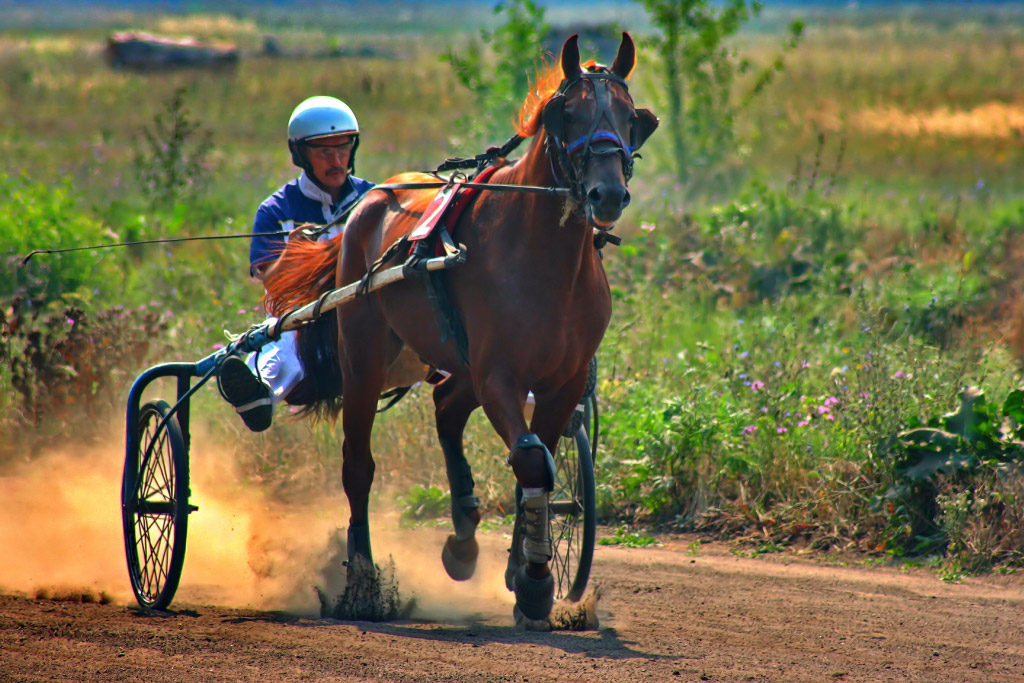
[249,171,375,276]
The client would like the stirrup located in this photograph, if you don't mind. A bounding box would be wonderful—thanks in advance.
[520,492,551,563]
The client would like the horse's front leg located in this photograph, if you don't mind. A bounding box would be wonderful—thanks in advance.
[433,373,482,580]
[474,370,565,623]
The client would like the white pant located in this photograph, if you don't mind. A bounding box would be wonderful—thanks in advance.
[246,329,304,410]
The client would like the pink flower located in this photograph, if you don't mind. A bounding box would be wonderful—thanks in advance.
[742,425,758,435]
[751,380,765,391]
[825,414,835,421]
[817,405,830,415]
[777,427,788,434]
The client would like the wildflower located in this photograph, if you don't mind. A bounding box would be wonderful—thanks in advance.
[742,425,757,435]
[894,370,904,378]
[213,343,225,350]
[817,405,830,415]
[740,351,749,358]
[824,414,835,421]
[824,396,839,407]
[801,361,810,369]
[751,380,765,391]
[253,305,260,311]
[797,420,810,427]
[65,318,75,325]
[777,427,788,434]
[238,308,247,314]
[640,221,656,232]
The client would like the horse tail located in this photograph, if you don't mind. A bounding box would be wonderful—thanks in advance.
[263,236,342,316]
[263,236,345,420]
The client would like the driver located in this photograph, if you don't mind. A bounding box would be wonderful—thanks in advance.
[218,95,375,432]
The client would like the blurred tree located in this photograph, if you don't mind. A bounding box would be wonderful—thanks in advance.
[637,0,803,193]
[441,0,550,146]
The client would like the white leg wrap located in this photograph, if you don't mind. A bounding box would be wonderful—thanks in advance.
[521,492,551,563]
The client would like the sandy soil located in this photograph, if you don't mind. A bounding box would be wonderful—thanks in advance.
[2,531,1023,683]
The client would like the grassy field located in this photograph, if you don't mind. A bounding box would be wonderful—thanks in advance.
[3,1,1024,571]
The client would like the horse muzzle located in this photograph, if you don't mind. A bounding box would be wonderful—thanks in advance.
[584,181,630,231]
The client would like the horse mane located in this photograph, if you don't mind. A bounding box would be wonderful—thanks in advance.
[514,59,600,138]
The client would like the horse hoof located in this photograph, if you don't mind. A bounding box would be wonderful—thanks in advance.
[441,534,478,581]
[513,566,554,622]
[513,604,551,631]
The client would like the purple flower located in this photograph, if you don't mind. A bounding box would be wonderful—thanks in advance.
[743,425,758,435]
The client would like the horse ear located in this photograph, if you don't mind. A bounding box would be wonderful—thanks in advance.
[611,32,636,80]
[560,34,582,80]
[632,108,659,151]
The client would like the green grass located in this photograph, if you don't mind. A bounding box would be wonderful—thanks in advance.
[3,2,1024,573]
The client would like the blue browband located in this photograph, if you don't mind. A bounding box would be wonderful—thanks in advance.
[565,130,632,155]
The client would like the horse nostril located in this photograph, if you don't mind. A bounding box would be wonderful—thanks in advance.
[587,187,603,205]
[621,190,631,208]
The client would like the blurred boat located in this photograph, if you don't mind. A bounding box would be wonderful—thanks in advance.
[105,31,239,70]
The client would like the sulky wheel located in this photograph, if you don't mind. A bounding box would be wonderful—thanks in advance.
[549,412,597,602]
[507,402,596,604]
[122,399,192,610]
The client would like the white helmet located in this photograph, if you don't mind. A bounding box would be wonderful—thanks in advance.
[287,96,359,142]
[287,95,360,174]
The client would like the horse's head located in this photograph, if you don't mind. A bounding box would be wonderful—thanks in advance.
[543,33,659,230]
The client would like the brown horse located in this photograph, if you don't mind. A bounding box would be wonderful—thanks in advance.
[265,33,657,623]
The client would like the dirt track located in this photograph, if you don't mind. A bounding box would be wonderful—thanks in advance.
[2,531,1023,683]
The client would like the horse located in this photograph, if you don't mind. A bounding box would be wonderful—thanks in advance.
[264,32,658,624]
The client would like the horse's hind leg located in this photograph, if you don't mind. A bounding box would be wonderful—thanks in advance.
[338,315,390,568]
[434,373,482,580]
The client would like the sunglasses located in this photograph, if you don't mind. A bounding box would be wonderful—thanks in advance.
[305,138,355,160]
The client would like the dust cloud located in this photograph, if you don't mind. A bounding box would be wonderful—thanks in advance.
[0,422,514,623]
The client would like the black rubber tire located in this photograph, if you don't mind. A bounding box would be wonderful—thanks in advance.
[122,399,190,610]
[551,423,596,602]
[507,423,596,603]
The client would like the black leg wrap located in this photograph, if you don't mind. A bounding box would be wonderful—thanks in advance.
[513,565,555,621]
[347,521,372,564]
[441,436,479,538]
[509,433,556,492]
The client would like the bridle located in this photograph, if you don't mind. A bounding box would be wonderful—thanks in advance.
[543,67,638,206]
